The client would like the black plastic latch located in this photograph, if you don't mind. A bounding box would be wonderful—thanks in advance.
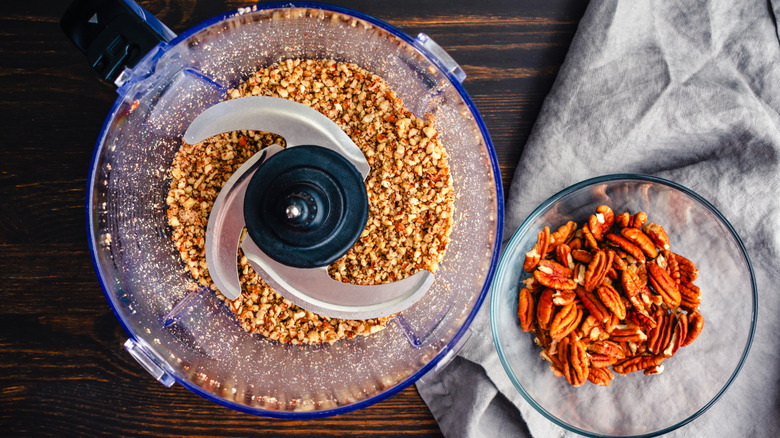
[61,0,172,83]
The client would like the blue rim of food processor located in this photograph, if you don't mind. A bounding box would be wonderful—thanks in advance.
[86,1,504,419]
[490,173,757,437]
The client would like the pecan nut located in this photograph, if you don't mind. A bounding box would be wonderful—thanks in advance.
[576,286,611,324]
[523,227,550,272]
[583,250,610,292]
[665,313,687,357]
[647,309,672,355]
[621,268,650,316]
[588,205,614,241]
[550,221,577,247]
[609,323,647,343]
[571,249,593,263]
[555,243,574,269]
[664,249,682,284]
[549,302,583,340]
[631,212,648,229]
[679,281,701,312]
[606,233,646,264]
[552,289,577,306]
[588,339,625,367]
[615,212,631,228]
[621,227,659,259]
[587,366,614,386]
[674,252,699,283]
[581,223,599,251]
[642,222,671,251]
[559,334,589,387]
[613,354,664,375]
[534,259,577,290]
[647,262,682,307]
[596,283,627,320]
[682,312,704,347]
[517,287,535,332]
[536,288,555,330]
[579,315,603,341]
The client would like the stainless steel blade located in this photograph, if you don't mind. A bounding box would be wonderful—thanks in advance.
[183,96,370,178]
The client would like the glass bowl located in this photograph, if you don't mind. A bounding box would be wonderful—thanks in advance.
[490,174,756,437]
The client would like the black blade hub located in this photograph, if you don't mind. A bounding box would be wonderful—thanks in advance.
[243,145,368,268]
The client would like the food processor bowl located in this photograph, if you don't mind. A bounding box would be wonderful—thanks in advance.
[83,2,503,417]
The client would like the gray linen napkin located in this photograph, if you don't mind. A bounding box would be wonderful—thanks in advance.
[417,0,780,436]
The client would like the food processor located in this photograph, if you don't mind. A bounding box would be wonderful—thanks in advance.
[65,0,503,417]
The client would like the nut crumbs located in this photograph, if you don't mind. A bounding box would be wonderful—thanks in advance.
[166,58,455,344]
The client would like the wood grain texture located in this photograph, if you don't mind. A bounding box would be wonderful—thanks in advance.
[0,0,586,435]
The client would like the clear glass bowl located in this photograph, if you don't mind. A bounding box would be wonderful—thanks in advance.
[87,3,502,417]
[490,174,756,437]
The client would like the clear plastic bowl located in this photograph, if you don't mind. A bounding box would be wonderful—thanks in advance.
[87,3,503,417]
[490,174,756,437]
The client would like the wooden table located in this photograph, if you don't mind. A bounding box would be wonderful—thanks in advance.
[0,0,586,435]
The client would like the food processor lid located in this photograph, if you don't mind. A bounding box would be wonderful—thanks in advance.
[193,96,435,320]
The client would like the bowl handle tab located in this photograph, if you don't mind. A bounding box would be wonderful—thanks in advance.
[61,0,176,83]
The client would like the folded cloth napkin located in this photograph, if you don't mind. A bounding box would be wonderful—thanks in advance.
[417,0,780,436]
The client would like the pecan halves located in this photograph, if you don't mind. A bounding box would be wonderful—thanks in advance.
[613,354,664,375]
[583,250,610,292]
[550,221,577,247]
[609,324,647,343]
[596,283,627,320]
[552,289,577,306]
[647,309,673,356]
[643,222,671,251]
[647,262,682,307]
[621,227,658,259]
[581,223,599,251]
[516,205,704,388]
[606,233,646,264]
[588,205,614,241]
[536,288,555,330]
[682,312,704,347]
[576,286,611,324]
[559,334,589,387]
[534,260,577,290]
[616,211,647,229]
[555,243,574,269]
[587,366,614,386]
[679,281,702,312]
[674,253,699,283]
[621,268,650,316]
[550,302,583,341]
[579,315,603,341]
[588,339,625,368]
[518,287,535,332]
[524,227,550,272]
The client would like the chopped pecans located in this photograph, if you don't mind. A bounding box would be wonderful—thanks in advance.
[166,58,455,344]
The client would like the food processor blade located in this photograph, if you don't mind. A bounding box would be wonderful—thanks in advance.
[184,96,370,178]
[194,97,435,319]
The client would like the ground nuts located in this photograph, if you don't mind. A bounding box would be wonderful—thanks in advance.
[167,59,455,344]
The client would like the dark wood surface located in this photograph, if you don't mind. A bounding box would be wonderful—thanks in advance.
[0,0,587,436]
